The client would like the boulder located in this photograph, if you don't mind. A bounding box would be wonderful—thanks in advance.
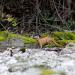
[60,42,75,55]
[8,38,24,47]
[0,38,24,52]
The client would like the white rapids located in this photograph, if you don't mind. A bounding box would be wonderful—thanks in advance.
[0,43,75,75]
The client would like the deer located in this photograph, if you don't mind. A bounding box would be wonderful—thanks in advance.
[36,36,60,48]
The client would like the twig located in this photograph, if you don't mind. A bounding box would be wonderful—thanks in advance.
[53,0,65,24]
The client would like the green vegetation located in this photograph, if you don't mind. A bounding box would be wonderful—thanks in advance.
[0,31,8,41]
[53,31,75,46]
[0,31,36,44]
[58,40,75,46]
[0,36,5,41]
[45,44,53,48]
[40,69,56,75]
[38,32,75,47]
[0,31,75,47]
[41,33,50,37]
[8,33,36,44]
[53,31,75,40]
[6,15,17,27]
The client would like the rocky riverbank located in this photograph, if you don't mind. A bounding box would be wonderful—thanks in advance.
[0,42,75,75]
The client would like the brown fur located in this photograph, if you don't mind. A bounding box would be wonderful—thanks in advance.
[37,36,51,48]
[37,36,59,48]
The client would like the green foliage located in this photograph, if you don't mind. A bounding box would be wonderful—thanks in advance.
[0,31,8,41]
[0,31,36,44]
[52,31,75,46]
[8,33,36,44]
[53,31,75,40]
[41,33,49,37]
[1,31,75,47]
[64,20,75,30]
[0,36,5,41]
[7,17,17,27]
[58,40,75,46]
[44,40,60,48]
[45,44,53,48]
[20,36,36,44]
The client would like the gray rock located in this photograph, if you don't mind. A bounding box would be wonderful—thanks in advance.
[60,42,75,55]
[8,38,24,47]
[0,38,24,52]
[25,43,38,48]
[0,41,9,52]
[0,41,9,47]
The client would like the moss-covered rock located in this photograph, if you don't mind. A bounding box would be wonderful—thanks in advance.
[0,31,36,44]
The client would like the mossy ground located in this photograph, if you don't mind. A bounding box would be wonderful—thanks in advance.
[40,31,75,47]
[0,31,75,47]
[53,31,75,40]
[0,31,36,44]
[53,31,75,47]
